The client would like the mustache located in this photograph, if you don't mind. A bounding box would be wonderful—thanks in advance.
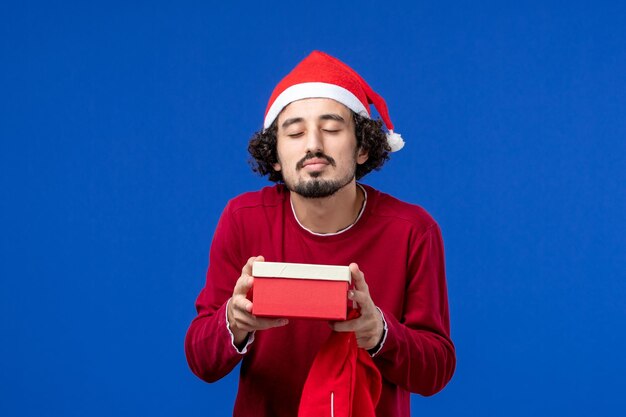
[296,152,337,170]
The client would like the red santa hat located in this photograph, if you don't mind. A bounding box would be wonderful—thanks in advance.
[264,51,405,152]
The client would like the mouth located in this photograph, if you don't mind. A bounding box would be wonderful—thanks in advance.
[302,158,330,168]
[297,153,336,171]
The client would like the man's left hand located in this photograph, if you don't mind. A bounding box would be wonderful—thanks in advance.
[331,262,384,351]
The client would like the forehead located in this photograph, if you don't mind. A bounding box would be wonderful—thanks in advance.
[277,98,352,124]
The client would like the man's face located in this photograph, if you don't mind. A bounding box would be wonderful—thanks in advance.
[273,98,369,198]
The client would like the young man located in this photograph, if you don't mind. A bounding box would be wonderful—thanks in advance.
[185,51,455,417]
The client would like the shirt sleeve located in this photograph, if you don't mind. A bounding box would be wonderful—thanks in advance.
[372,224,456,396]
[184,201,251,383]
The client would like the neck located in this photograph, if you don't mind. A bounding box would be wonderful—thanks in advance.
[290,181,364,234]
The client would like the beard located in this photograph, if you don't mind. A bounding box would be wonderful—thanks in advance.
[287,172,355,198]
[281,150,358,199]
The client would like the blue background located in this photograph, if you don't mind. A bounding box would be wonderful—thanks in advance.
[1,1,625,416]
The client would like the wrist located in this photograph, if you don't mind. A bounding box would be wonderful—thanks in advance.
[367,307,388,356]
[225,298,254,354]
[233,330,250,349]
[232,327,249,347]
[367,326,384,354]
[227,307,249,346]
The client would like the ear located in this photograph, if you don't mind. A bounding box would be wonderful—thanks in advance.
[273,162,282,172]
[356,147,369,165]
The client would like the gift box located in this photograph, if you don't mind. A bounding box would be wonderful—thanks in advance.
[251,261,351,320]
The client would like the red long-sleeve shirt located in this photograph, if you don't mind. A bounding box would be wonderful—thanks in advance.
[185,184,455,416]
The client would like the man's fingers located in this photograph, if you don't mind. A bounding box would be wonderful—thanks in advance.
[241,256,255,276]
[232,295,253,313]
[349,262,369,293]
[255,317,289,330]
[348,289,373,310]
[233,275,254,296]
[230,255,284,336]
[242,255,264,276]
[331,317,360,333]
[235,255,265,296]
[231,295,288,331]
[238,316,289,332]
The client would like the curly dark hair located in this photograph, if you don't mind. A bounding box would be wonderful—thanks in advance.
[248,111,391,182]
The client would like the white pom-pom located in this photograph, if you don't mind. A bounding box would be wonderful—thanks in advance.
[386,130,405,152]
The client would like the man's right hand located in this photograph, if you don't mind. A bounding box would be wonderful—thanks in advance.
[227,255,289,348]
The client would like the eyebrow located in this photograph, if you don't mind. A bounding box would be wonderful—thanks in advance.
[281,117,304,129]
[280,113,347,129]
[319,113,346,123]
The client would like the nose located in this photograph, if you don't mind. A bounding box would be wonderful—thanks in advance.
[304,128,323,154]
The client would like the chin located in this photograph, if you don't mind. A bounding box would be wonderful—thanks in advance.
[288,174,355,199]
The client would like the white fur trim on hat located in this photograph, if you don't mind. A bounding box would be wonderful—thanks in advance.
[386,130,405,152]
[264,82,370,129]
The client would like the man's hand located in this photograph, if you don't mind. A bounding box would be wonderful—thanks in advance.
[227,255,289,348]
[331,263,384,350]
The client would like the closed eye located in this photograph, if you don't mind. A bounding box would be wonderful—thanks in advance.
[287,132,304,138]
